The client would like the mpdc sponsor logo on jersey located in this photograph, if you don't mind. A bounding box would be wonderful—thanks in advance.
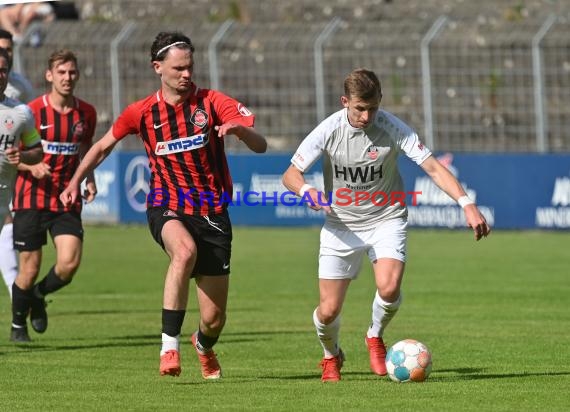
[535,174,570,228]
[154,133,209,155]
[408,153,494,228]
[41,140,79,155]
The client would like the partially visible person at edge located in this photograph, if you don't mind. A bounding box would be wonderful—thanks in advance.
[0,28,37,299]
[60,31,267,379]
[9,49,97,342]
[0,3,55,44]
[0,47,42,307]
[282,68,490,382]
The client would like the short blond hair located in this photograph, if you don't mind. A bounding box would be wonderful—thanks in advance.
[343,68,382,101]
[48,49,78,70]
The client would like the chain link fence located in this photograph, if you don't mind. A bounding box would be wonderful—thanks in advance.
[14,14,570,153]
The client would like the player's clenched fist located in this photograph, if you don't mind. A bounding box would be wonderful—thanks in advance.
[4,147,20,165]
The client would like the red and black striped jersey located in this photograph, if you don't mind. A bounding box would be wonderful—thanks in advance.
[13,95,97,212]
[112,84,255,216]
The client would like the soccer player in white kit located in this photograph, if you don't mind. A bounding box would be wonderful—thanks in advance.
[0,48,42,319]
[282,68,490,382]
[0,28,37,299]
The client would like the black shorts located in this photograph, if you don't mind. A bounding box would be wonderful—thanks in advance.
[13,209,84,251]
[146,207,232,276]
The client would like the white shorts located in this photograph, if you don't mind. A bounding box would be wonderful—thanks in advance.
[318,217,407,280]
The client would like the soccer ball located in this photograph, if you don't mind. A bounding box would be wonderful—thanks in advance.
[385,339,432,383]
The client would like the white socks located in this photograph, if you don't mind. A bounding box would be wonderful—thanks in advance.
[367,291,402,338]
[313,308,341,358]
[0,223,17,298]
[160,333,180,355]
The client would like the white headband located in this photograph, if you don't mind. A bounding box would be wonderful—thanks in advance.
[155,41,189,58]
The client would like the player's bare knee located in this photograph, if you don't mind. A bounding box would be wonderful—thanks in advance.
[378,288,400,303]
[55,254,81,278]
[17,263,40,287]
[55,263,79,280]
[16,269,38,289]
[202,311,226,332]
[171,243,197,265]
[169,251,196,274]
[318,306,341,324]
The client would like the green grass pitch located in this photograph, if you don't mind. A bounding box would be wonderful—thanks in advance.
[0,226,568,411]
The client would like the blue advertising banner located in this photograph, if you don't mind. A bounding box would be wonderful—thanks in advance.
[399,153,570,229]
[81,152,119,223]
[226,154,326,226]
[118,152,151,224]
[110,151,570,229]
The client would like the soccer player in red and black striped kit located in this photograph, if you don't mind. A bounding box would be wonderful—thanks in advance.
[10,49,97,342]
[60,31,267,378]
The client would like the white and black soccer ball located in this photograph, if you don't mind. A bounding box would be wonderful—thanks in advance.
[385,339,432,383]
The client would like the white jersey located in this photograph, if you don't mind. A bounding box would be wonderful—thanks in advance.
[6,72,36,103]
[0,96,40,216]
[291,108,431,230]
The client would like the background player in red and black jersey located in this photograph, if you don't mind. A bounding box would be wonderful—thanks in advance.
[61,31,266,378]
[11,49,97,342]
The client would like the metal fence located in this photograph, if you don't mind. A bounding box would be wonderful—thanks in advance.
[14,15,570,153]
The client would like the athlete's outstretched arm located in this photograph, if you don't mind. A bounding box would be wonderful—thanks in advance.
[60,127,119,207]
[17,161,51,179]
[282,164,331,213]
[79,140,98,204]
[420,155,490,240]
[5,144,43,166]
[215,123,267,153]
[282,164,307,195]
